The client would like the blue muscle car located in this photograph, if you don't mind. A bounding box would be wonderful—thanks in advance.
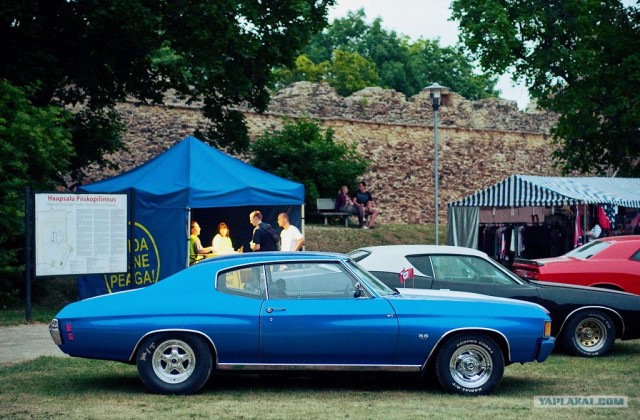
[50,252,554,395]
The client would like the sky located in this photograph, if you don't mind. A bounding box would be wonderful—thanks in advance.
[327,0,531,109]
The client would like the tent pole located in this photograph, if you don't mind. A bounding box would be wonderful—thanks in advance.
[583,203,587,244]
[186,208,191,267]
[301,204,305,251]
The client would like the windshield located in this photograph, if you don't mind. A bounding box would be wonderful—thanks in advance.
[564,240,611,259]
[346,260,396,296]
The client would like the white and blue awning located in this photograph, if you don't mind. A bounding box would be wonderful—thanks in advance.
[448,175,640,208]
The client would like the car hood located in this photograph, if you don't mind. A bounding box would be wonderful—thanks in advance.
[394,287,549,312]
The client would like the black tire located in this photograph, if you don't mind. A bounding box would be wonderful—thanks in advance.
[136,333,213,394]
[435,333,504,396]
[562,310,616,357]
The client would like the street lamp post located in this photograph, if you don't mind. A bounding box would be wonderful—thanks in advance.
[426,82,446,245]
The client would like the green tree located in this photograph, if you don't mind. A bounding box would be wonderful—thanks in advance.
[0,0,335,300]
[271,51,379,96]
[0,80,74,303]
[278,9,498,99]
[272,54,331,86]
[1,0,335,162]
[451,0,640,176]
[250,118,369,210]
[328,50,380,96]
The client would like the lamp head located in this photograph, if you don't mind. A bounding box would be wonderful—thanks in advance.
[426,82,447,111]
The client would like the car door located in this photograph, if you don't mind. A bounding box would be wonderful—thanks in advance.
[260,261,399,365]
[214,265,267,364]
[428,254,540,304]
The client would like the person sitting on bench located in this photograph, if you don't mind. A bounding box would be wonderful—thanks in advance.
[354,181,380,228]
[335,185,365,228]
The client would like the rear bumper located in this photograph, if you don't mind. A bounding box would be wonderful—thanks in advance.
[536,337,556,362]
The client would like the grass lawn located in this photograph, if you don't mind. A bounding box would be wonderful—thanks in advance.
[2,223,639,417]
[1,340,638,418]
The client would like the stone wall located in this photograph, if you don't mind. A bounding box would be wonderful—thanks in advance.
[84,82,560,224]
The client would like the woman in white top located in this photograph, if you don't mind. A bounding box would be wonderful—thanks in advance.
[212,222,241,255]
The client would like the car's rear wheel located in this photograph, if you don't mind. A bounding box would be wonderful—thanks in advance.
[136,333,213,394]
[562,310,615,357]
[435,333,504,396]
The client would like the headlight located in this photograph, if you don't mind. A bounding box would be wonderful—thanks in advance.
[544,320,552,338]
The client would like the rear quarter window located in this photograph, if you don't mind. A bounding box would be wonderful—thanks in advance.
[405,255,434,277]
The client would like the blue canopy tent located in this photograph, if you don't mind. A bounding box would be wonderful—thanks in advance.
[78,136,304,298]
[447,174,640,249]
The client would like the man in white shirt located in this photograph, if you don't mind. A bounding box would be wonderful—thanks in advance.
[277,213,304,251]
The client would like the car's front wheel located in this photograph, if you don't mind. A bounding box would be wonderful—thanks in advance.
[136,333,213,394]
[562,310,615,357]
[435,333,504,396]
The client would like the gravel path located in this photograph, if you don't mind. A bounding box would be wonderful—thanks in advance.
[0,323,67,365]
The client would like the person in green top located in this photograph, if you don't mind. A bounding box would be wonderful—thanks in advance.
[189,221,213,265]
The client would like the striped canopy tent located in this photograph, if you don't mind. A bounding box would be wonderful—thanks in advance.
[447,175,640,248]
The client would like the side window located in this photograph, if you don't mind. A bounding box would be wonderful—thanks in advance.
[405,255,434,277]
[432,255,515,285]
[432,256,471,282]
[266,262,358,299]
[217,266,266,299]
[631,248,640,262]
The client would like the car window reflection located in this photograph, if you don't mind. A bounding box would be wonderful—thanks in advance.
[265,262,360,299]
[217,265,266,299]
[432,255,516,285]
[565,241,610,259]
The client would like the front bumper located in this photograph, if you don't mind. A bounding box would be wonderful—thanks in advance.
[49,319,62,345]
[536,337,556,362]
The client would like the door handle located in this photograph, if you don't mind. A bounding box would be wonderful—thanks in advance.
[266,307,286,313]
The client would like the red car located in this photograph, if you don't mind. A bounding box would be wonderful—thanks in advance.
[513,236,640,295]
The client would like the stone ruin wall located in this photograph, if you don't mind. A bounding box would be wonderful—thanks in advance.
[88,82,560,224]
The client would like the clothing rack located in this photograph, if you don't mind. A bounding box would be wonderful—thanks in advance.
[478,222,573,267]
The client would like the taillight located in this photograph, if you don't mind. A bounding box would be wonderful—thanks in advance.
[65,323,74,341]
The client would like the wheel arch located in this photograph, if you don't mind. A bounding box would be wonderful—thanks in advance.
[129,329,219,365]
[589,283,625,292]
[558,306,625,338]
[421,328,511,373]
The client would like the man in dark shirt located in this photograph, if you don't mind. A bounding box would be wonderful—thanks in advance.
[354,181,380,228]
[249,210,279,251]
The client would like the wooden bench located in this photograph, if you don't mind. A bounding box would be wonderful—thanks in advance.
[316,198,351,227]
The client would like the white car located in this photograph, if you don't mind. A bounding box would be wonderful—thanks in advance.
[348,245,640,357]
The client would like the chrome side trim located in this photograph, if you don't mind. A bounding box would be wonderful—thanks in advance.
[129,329,219,364]
[217,363,421,372]
[421,327,512,370]
[558,306,625,336]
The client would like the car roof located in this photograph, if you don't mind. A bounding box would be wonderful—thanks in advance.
[350,245,488,273]
[197,251,347,266]
[353,244,485,257]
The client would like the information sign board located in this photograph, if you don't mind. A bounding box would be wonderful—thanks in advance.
[35,193,128,276]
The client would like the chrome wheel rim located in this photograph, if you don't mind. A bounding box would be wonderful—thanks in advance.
[152,339,196,384]
[449,344,493,388]
[575,317,607,352]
